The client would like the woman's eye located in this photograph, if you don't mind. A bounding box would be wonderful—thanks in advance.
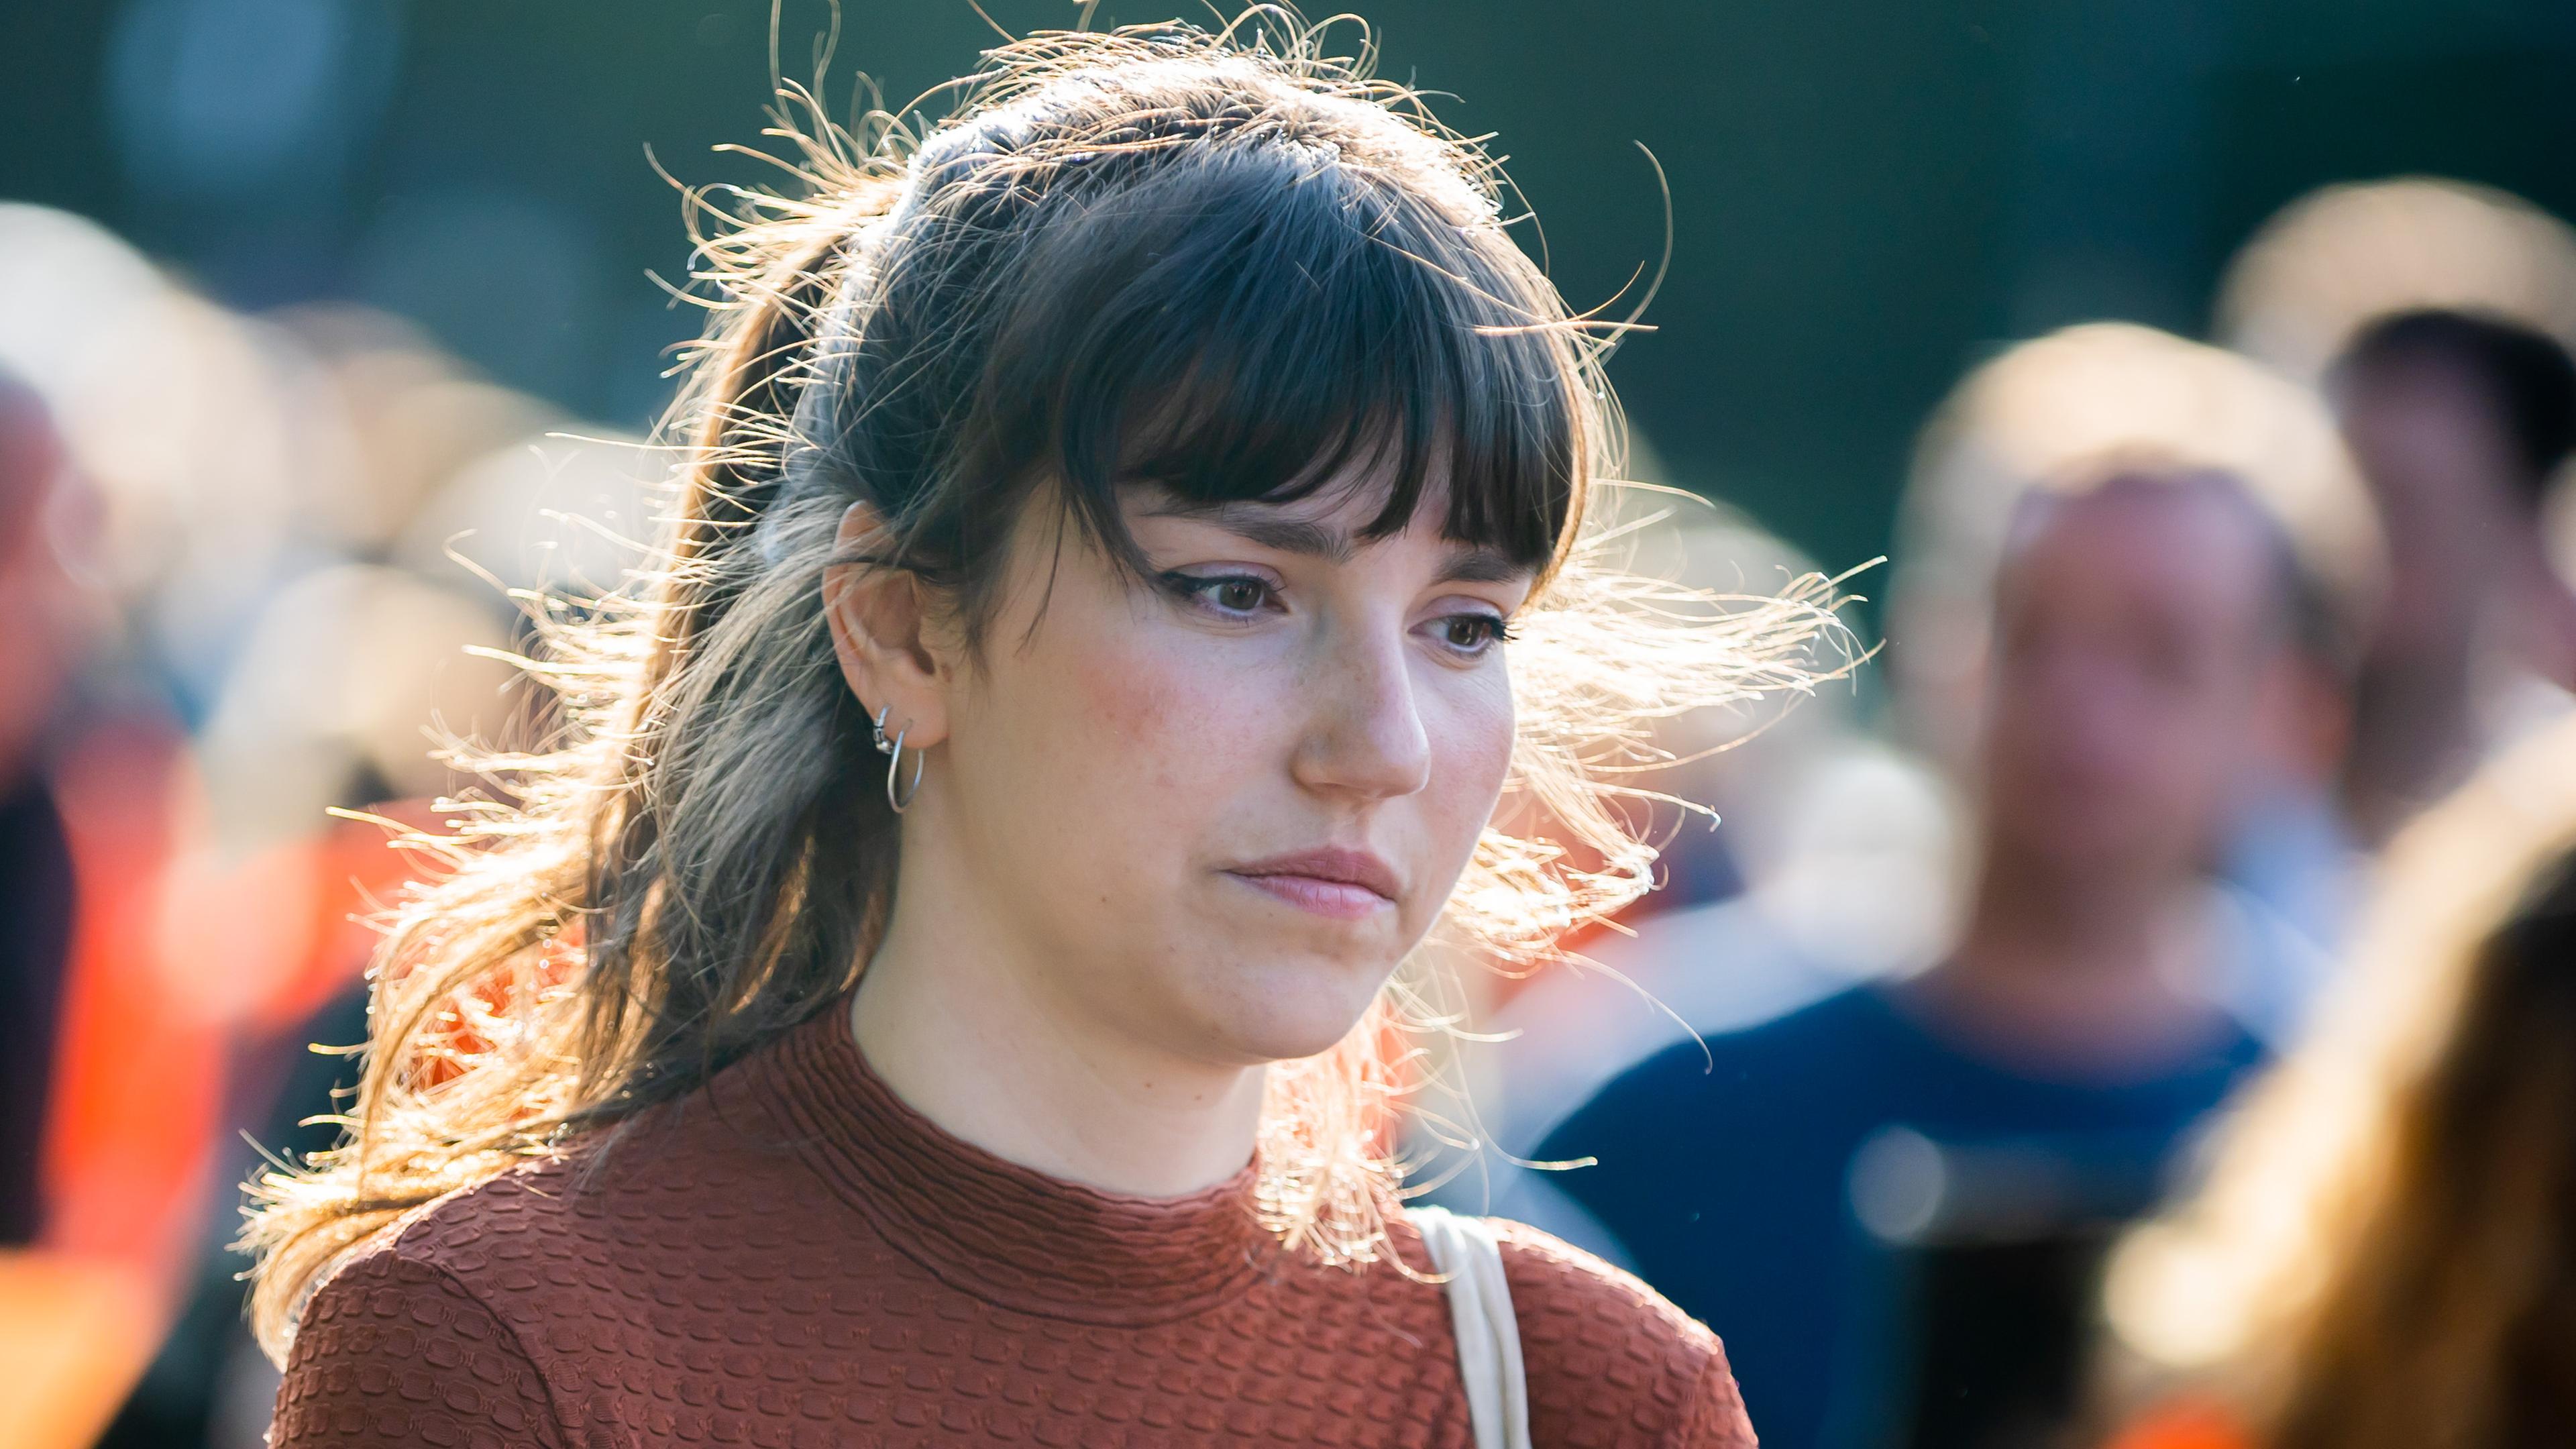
[1164,572,1278,617]
[1438,614,1511,654]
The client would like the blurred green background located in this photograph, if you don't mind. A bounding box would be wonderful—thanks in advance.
[5,0,2573,578]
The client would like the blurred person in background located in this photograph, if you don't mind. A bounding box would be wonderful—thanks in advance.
[1891,325,2377,1033]
[1538,457,2313,1449]
[0,370,83,1250]
[2217,178,2576,847]
[2216,178,2576,401]
[78,313,607,1446]
[0,205,590,1447]
[0,364,203,1449]
[2099,711,2576,1449]
[2330,308,2576,841]
[98,553,525,1449]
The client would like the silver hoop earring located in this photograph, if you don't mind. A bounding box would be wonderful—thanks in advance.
[872,704,924,814]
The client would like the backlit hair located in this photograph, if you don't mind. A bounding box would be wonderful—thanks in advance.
[2100,712,2576,1446]
[241,13,1848,1357]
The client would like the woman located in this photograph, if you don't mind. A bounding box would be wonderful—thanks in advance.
[252,19,1835,1446]
[2099,712,2576,1449]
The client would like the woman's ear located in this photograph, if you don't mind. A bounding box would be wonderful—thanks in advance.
[823,503,952,749]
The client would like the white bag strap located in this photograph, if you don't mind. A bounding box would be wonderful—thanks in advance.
[1407,1205,1533,1449]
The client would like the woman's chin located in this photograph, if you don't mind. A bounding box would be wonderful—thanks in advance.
[1184,957,1393,1063]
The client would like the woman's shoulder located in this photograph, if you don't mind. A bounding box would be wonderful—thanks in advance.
[287,1151,590,1358]
[1472,1216,1758,1447]
[336,1076,826,1285]
[277,1136,696,1447]
[276,1180,578,1448]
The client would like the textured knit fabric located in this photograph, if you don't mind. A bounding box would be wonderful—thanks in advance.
[271,1002,1754,1446]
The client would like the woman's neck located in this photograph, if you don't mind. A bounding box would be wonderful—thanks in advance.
[848,881,1266,1200]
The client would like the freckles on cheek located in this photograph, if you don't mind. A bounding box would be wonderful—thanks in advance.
[1433,682,1519,822]
[1470,669,1521,781]
[1063,636,1250,798]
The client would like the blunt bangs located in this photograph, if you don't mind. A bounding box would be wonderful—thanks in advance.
[977,142,1585,575]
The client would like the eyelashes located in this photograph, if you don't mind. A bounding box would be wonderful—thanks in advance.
[1161,571,1281,617]
[1156,571,1512,658]
[1438,614,1513,651]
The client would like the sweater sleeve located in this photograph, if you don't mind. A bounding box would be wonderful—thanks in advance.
[1677,1352,1759,1447]
[1499,1220,1759,1447]
[270,1250,570,1449]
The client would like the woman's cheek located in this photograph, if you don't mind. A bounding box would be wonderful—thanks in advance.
[1428,667,1518,838]
[1066,627,1266,802]
[1456,663,1520,790]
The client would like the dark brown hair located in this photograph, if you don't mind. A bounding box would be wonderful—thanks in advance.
[2339,307,2576,497]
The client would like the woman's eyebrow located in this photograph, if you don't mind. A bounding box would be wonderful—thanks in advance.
[1140,500,1529,585]
[1143,500,1356,562]
[1435,547,1532,586]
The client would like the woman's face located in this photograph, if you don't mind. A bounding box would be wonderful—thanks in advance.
[924,478,1534,1067]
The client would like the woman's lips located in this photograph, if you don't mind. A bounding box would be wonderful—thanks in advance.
[1224,847,1401,922]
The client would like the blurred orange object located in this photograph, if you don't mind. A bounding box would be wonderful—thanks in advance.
[36,719,213,1283]
[0,1251,158,1449]
[2104,1396,2255,1449]
[30,709,441,1449]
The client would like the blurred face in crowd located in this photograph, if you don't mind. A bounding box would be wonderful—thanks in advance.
[1978,476,2291,881]
[2338,358,2526,648]
[2339,352,2576,704]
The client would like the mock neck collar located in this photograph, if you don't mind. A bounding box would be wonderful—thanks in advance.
[739,1000,1279,1326]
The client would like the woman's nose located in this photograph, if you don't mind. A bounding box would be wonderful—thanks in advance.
[1292,623,1432,802]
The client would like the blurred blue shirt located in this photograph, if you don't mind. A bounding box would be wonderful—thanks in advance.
[1534,983,2264,1449]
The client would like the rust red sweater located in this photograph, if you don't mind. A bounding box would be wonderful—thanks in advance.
[271,1004,1754,1446]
